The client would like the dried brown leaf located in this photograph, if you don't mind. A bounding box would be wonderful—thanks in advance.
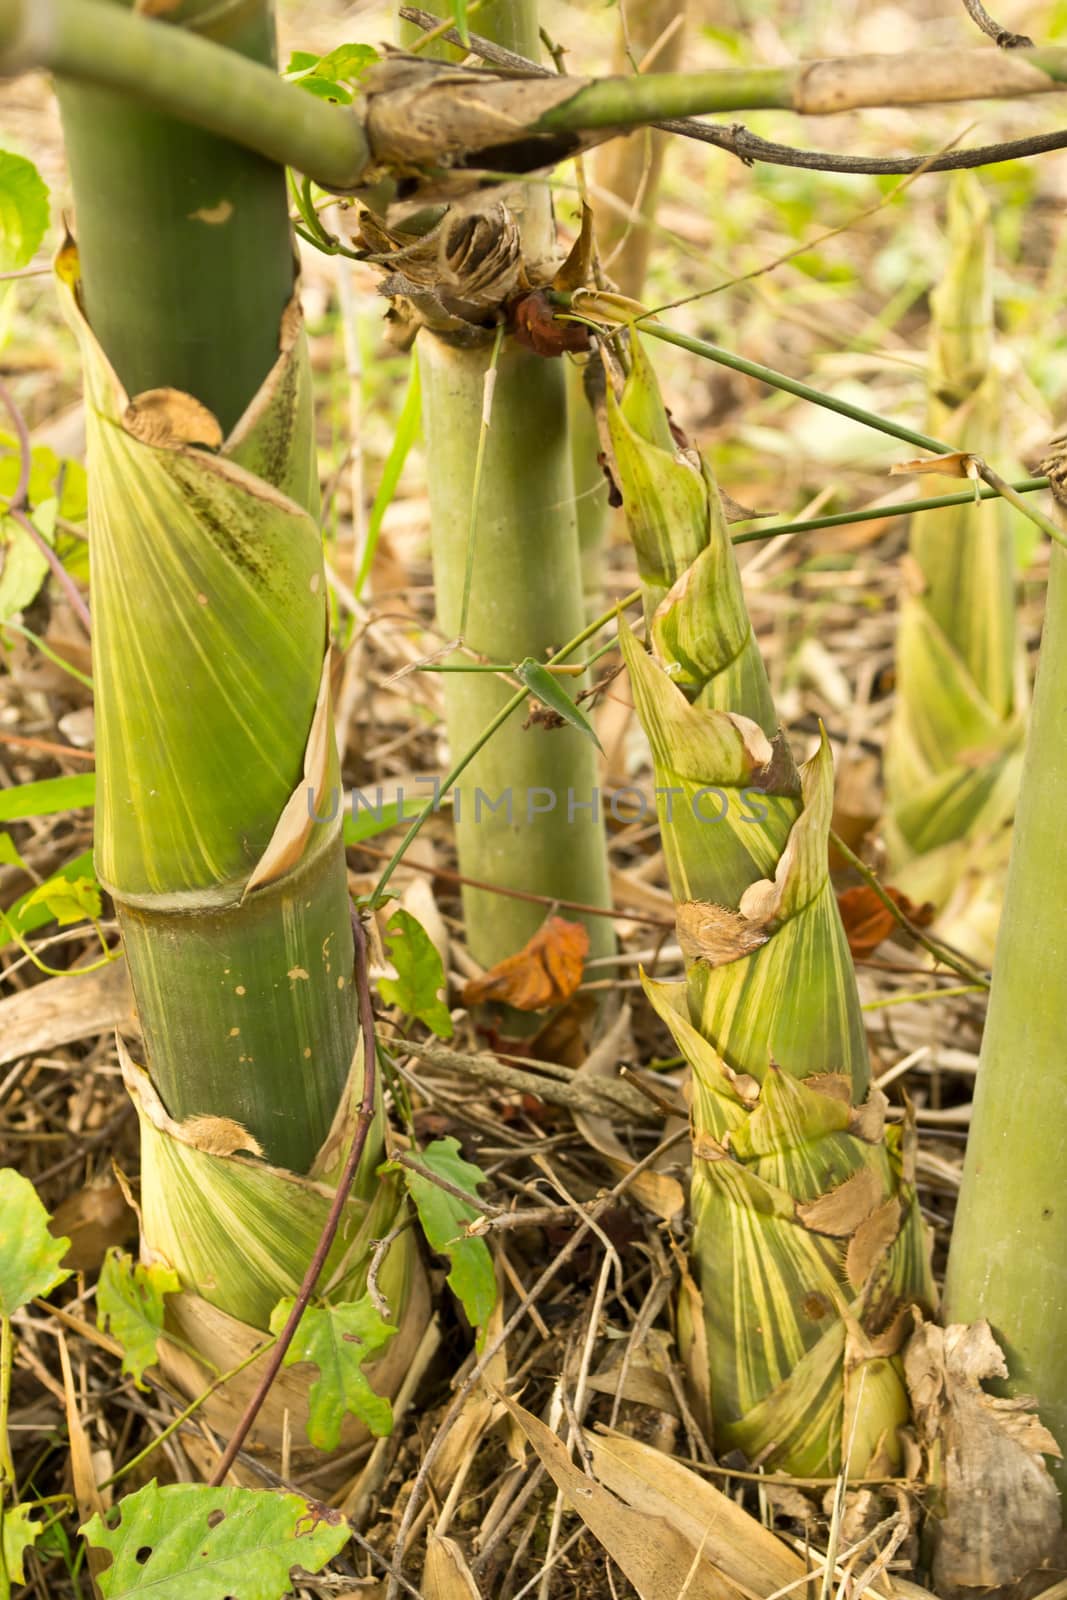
[676,900,769,966]
[572,1007,686,1222]
[797,1166,883,1238]
[889,450,979,479]
[498,1396,739,1600]
[49,1179,137,1273]
[123,387,223,449]
[905,1319,1062,1590]
[422,1534,482,1599]
[845,1195,901,1287]
[58,1331,110,1591]
[462,916,589,1011]
[585,1429,808,1596]
[0,959,136,1068]
[836,884,935,959]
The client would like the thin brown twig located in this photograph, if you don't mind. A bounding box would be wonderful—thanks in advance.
[959,0,1033,47]
[208,910,380,1486]
[350,839,674,928]
[830,829,991,988]
[0,729,95,762]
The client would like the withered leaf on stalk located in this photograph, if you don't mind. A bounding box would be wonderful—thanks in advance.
[462,916,589,1010]
[905,1318,1063,1591]
[836,883,935,959]
[890,449,981,479]
[676,899,769,966]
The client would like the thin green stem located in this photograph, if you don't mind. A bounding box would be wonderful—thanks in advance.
[628,320,954,455]
[1,622,93,690]
[862,983,986,1010]
[830,829,990,987]
[978,462,1067,551]
[369,587,641,906]
[417,661,586,674]
[98,1336,276,1491]
[730,478,1051,545]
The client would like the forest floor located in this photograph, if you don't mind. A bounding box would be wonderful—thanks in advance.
[1,0,1064,1594]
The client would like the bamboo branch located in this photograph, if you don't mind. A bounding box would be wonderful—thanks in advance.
[7,0,1067,193]
[0,0,367,190]
[402,7,1067,179]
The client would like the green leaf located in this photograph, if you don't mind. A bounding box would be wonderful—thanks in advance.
[293,76,352,104]
[0,513,49,620]
[97,1249,180,1389]
[515,658,603,752]
[357,357,421,597]
[316,43,379,79]
[284,50,320,73]
[378,908,453,1038]
[20,873,101,927]
[81,1480,350,1599]
[0,773,96,823]
[395,1139,496,1332]
[284,42,376,101]
[343,794,425,846]
[1,1501,44,1587]
[0,150,49,272]
[0,435,85,519]
[269,1295,395,1450]
[0,1169,70,1314]
[2,848,96,942]
[0,830,25,868]
[450,0,470,45]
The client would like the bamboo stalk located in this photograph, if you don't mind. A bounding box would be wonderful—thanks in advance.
[56,0,355,1171]
[46,0,426,1469]
[593,0,687,301]
[944,532,1067,1485]
[415,0,612,969]
[53,0,293,432]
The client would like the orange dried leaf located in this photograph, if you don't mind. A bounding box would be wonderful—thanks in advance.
[463,917,589,1011]
[889,450,979,479]
[836,884,934,959]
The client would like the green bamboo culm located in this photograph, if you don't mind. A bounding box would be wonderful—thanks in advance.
[884,172,1027,966]
[944,512,1067,1493]
[55,0,352,1171]
[413,0,613,970]
[51,0,425,1465]
[610,335,935,1475]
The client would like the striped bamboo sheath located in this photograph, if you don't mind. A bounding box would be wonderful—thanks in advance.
[611,335,934,1474]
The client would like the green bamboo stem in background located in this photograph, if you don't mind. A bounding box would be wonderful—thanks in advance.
[885,172,1026,965]
[416,0,612,968]
[56,0,355,1171]
[944,534,1067,1486]
[593,0,687,302]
